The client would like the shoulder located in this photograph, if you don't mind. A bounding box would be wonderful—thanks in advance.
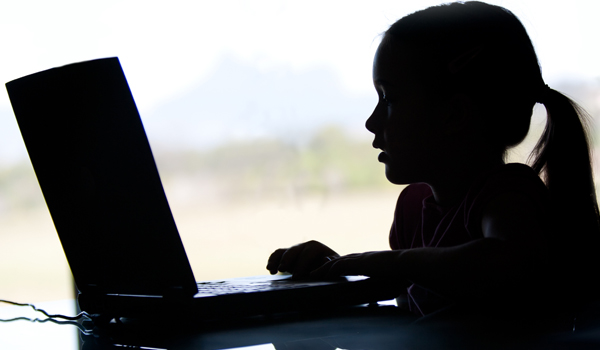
[390,184,432,250]
[396,183,432,213]
[466,163,548,208]
[399,183,432,202]
[464,163,549,237]
[482,190,548,240]
[484,163,545,188]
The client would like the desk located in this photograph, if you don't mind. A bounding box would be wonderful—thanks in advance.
[3,299,600,349]
[0,299,78,350]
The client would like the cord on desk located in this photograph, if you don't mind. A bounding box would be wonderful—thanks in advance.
[0,298,91,320]
[0,315,95,335]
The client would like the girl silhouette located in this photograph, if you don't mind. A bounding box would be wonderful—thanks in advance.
[267,1,600,319]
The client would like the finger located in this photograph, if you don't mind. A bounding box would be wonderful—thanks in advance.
[310,258,344,280]
[312,255,363,280]
[308,261,329,280]
[266,248,287,274]
[291,249,330,280]
[277,244,308,273]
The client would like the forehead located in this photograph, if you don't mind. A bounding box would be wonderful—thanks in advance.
[372,41,439,94]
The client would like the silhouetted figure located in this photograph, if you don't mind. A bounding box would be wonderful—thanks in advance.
[267,1,600,328]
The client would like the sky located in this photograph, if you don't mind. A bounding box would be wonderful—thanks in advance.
[0,0,599,160]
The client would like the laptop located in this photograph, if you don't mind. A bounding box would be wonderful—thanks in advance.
[5,57,400,321]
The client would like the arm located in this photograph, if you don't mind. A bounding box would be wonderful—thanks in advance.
[311,192,549,301]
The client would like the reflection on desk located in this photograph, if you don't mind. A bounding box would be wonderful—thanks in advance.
[0,299,78,350]
[4,299,600,349]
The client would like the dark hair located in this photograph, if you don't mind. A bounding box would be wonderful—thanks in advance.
[383,1,599,286]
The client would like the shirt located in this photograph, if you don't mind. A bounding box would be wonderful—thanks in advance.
[389,163,549,316]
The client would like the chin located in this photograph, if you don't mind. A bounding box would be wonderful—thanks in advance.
[384,167,409,185]
[384,161,427,185]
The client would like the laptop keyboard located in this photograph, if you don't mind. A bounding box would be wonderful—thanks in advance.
[196,279,334,295]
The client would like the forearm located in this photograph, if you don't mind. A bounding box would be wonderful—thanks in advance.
[311,237,548,301]
[397,237,547,301]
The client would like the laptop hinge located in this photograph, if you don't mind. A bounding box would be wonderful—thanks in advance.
[163,286,193,299]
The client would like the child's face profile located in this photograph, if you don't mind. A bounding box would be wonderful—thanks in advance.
[366,42,448,186]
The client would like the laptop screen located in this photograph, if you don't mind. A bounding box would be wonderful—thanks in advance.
[6,57,197,297]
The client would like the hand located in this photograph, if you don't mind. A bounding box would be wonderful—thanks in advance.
[309,250,401,280]
[266,240,339,280]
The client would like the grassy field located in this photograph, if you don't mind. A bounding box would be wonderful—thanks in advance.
[0,127,401,303]
[0,189,400,304]
[0,107,596,305]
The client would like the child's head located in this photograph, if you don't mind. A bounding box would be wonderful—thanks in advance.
[367,1,549,184]
[368,1,600,252]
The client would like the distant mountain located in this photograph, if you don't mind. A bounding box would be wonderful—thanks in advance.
[143,54,376,151]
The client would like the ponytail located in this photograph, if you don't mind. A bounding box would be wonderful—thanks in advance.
[529,87,599,229]
[529,86,600,294]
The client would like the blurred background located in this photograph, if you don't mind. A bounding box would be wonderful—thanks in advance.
[0,0,599,304]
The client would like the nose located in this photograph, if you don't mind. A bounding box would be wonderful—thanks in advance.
[365,103,381,134]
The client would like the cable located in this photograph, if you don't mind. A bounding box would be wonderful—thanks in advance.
[0,316,94,335]
[0,299,91,321]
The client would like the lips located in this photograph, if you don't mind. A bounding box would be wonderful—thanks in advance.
[372,139,383,150]
[372,136,387,162]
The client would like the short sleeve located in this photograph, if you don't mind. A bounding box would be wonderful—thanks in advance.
[389,184,433,250]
